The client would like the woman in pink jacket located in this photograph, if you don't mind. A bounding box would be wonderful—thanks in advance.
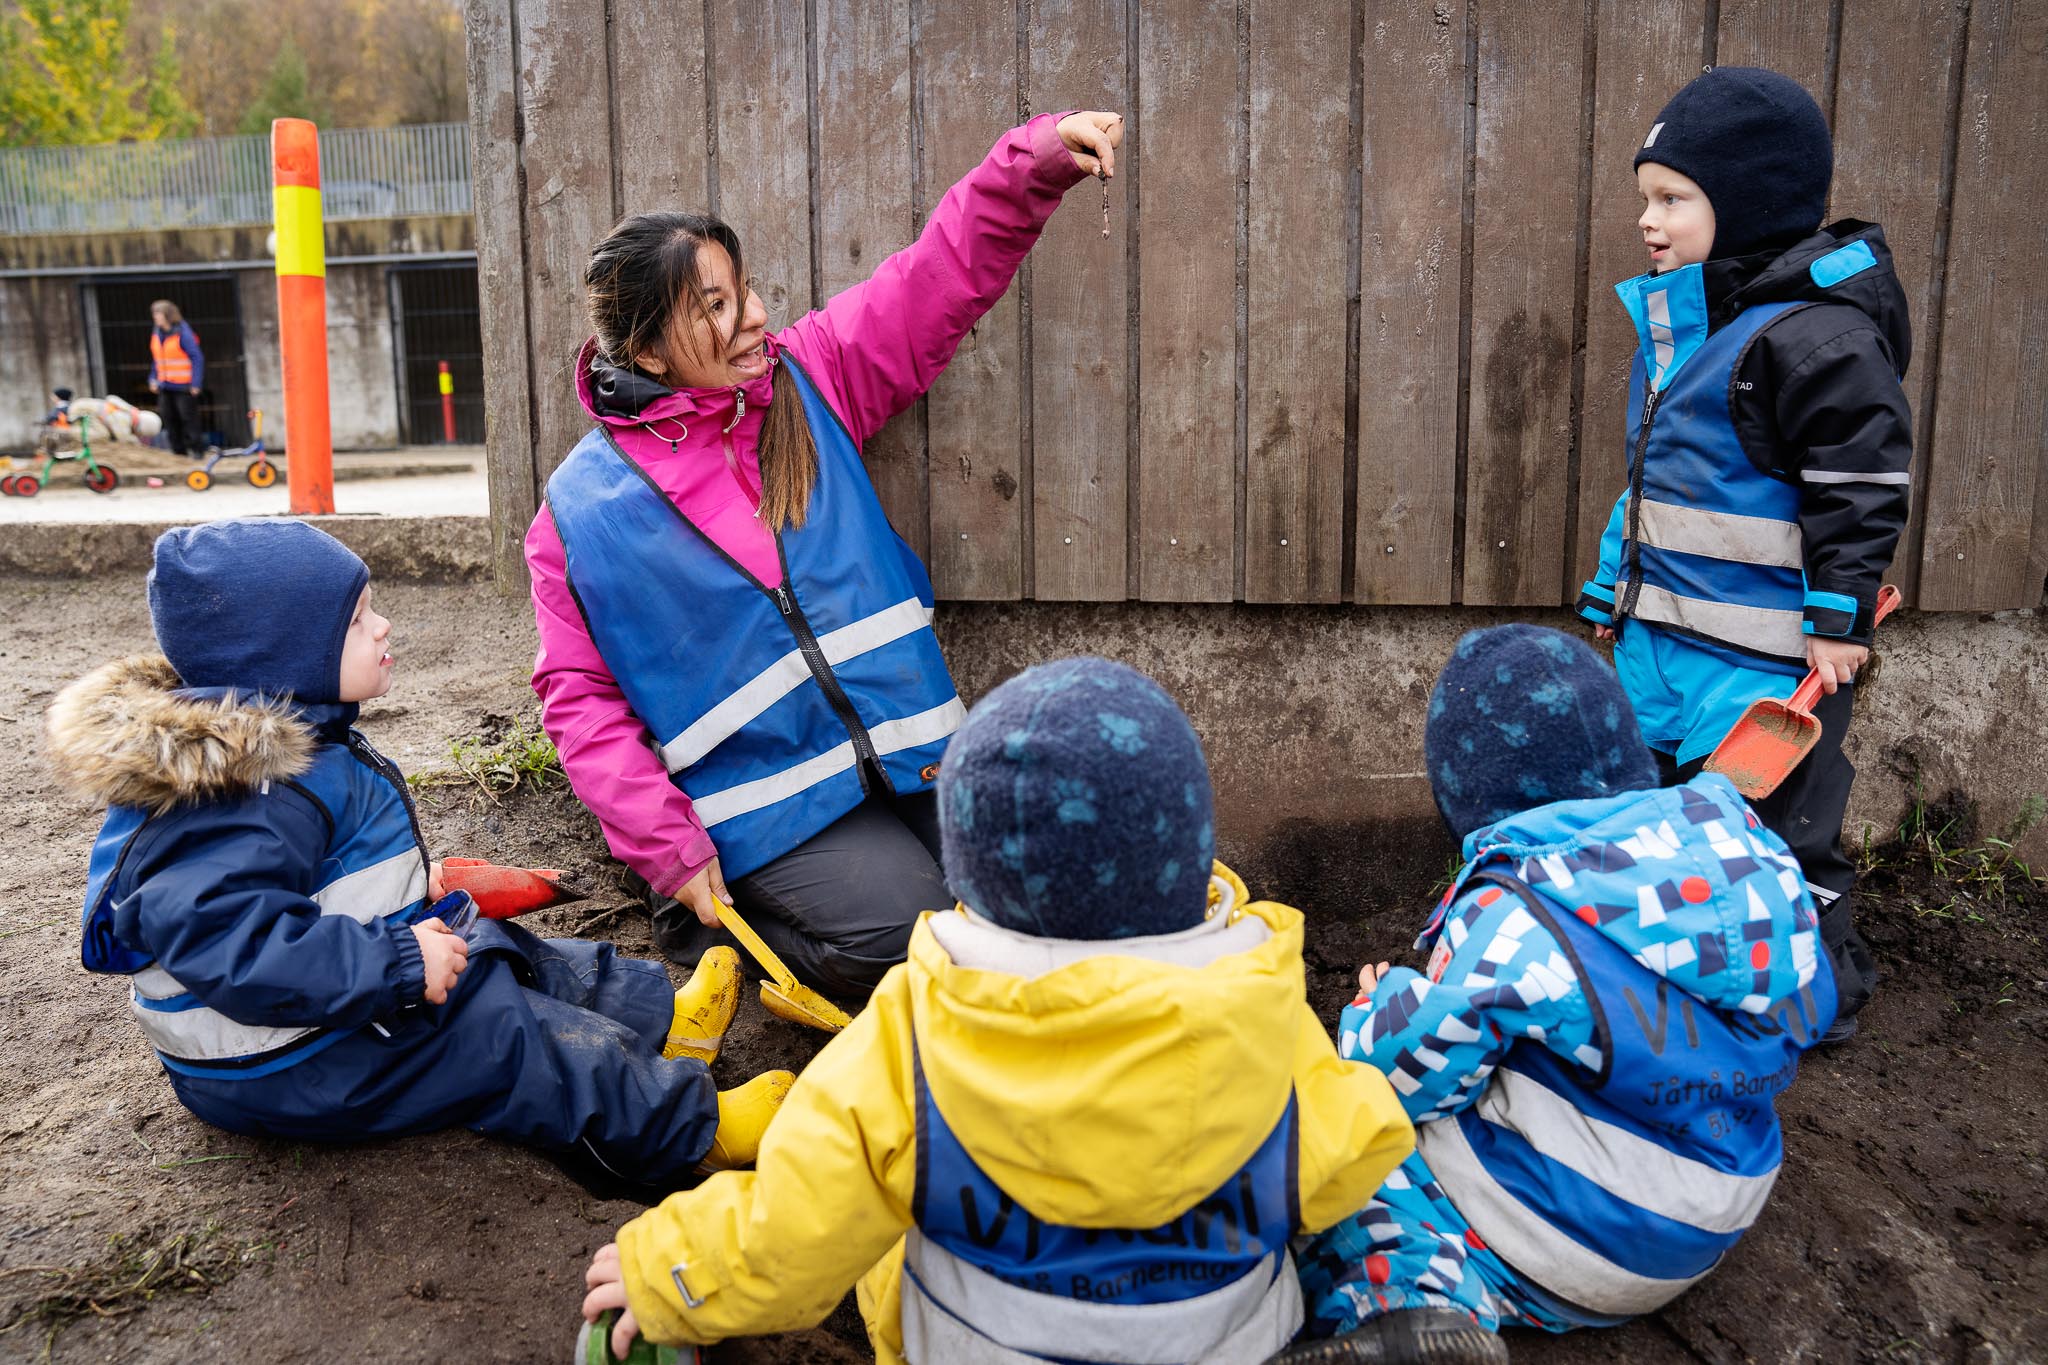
[528,110,1122,997]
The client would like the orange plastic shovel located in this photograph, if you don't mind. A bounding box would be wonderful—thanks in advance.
[1704,584,1901,800]
[437,858,590,918]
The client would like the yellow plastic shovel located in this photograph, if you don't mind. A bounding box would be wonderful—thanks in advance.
[714,901,852,1033]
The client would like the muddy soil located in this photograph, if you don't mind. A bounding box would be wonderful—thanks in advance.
[1,577,2040,1364]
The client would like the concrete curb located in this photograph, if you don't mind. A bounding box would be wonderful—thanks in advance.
[0,515,493,582]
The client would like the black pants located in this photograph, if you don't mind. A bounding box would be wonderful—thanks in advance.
[1656,681,1878,1018]
[639,786,949,999]
[160,389,202,456]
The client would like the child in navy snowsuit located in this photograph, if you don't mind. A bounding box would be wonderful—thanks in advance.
[1575,68,1911,1033]
[1286,626,1835,1361]
[48,520,788,1187]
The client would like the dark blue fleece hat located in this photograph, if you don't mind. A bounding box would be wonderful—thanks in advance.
[938,657,1216,940]
[148,520,369,702]
[1425,625,1659,839]
[1635,66,1833,260]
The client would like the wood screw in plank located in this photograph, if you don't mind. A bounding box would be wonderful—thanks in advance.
[1384,545,1395,554]
[1064,536,1073,545]
[1280,538,1288,546]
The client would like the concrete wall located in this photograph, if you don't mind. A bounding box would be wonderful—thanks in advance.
[236,263,401,451]
[0,277,90,448]
[936,603,2048,910]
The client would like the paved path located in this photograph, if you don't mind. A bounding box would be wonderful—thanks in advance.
[0,448,488,524]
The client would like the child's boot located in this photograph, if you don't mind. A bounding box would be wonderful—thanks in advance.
[697,1069,796,1173]
[662,946,742,1063]
[1265,1308,1508,1364]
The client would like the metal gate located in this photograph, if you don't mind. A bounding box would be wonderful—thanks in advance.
[85,274,252,448]
[390,262,484,444]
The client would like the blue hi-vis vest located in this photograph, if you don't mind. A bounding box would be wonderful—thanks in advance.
[546,356,963,880]
[1417,869,1836,1317]
[900,1056,1305,1364]
[79,738,431,1079]
[1610,264,1818,662]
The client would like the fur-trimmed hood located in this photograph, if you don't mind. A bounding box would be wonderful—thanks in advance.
[45,654,327,814]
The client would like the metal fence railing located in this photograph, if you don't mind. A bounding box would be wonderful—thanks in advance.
[0,123,472,235]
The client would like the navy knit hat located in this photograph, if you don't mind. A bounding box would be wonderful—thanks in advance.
[1635,66,1833,260]
[1424,626,1659,839]
[148,520,369,702]
[938,657,1216,940]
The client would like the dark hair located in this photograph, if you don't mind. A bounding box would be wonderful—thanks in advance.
[585,212,817,530]
[150,299,182,325]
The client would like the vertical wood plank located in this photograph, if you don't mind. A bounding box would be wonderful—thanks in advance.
[610,3,711,216]
[922,0,1025,599]
[1830,0,1966,605]
[1134,2,1238,601]
[1245,0,1349,603]
[1715,0,1834,108]
[1462,0,1587,605]
[464,0,537,590]
[1030,0,1130,601]
[814,0,927,558]
[1354,0,1467,605]
[1571,1,1708,594]
[514,0,615,487]
[708,0,813,330]
[1918,0,2047,610]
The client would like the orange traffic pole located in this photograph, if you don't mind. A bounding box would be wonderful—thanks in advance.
[272,118,334,515]
[438,361,457,443]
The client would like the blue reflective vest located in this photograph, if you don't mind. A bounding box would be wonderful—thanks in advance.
[901,1054,1304,1363]
[547,356,962,880]
[1607,264,1814,661]
[80,735,432,1079]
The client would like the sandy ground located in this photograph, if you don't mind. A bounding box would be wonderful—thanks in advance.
[0,577,2040,1364]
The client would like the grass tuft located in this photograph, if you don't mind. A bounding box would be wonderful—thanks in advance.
[406,715,563,804]
[0,1222,263,1356]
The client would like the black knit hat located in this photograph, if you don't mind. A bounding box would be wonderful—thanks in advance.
[1635,66,1833,260]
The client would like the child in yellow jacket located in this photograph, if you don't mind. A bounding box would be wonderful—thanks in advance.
[578,656,1414,1364]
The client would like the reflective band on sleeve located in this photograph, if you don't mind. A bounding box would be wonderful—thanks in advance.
[273,184,326,278]
[1629,497,1802,569]
[1416,1119,1715,1315]
[1621,580,1808,659]
[1798,468,1911,485]
[312,849,428,923]
[1474,1070,1778,1234]
[658,598,939,774]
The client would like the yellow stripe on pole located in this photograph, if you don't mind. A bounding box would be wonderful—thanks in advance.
[437,370,454,395]
[273,184,326,278]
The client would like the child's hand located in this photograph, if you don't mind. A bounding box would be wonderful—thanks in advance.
[412,919,470,1004]
[428,860,446,900]
[1355,961,1392,1003]
[1593,624,1616,641]
[1058,110,1125,179]
[582,1243,641,1358]
[1806,637,1869,694]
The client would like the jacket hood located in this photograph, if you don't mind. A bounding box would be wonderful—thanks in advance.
[44,654,343,814]
[575,335,781,430]
[1444,774,1821,1016]
[1709,220,1912,374]
[902,865,1307,1228]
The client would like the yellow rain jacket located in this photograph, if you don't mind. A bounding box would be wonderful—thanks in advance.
[615,865,1413,1363]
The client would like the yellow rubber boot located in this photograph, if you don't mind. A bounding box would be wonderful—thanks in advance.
[698,1070,796,1173]
[663,946,742,1064]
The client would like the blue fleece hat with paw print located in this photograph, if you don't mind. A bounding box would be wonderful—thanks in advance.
[938,657,1216,939]
[1425,625,1659,839]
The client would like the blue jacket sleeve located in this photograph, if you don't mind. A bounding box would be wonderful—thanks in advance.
[114,787,427,1029]
[1575,489,1627,626]
[180,323,204,391]
[1337,886,1599,1122]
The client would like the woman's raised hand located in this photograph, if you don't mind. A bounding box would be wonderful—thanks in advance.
[1058,111,1125,179]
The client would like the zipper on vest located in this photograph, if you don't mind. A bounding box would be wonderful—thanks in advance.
[770,566,887,787]
[346,732,434,874]
[1620,385,1662,620]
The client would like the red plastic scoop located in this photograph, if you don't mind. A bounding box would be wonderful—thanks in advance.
[1703,584,1900,799]
[437,858,590,918]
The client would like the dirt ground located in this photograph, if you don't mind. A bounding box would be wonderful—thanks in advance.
[2,577,2041,1364]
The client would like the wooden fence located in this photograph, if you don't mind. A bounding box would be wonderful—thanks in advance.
[464,0,2045,610]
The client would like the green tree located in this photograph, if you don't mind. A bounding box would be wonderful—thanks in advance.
[0,0,198,146]
[235,39,331,134]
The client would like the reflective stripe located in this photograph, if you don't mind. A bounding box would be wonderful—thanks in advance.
[1630,496,1801,569]
[899,1233,1300,1365]
[657,597,937,774]
[1418,1119,1714,1315]
[312,849,428,923]
[1799,468,1910,486]
[693,698,963,828]
[128,982,320,1062]
[1473,1070,1777,1235]
[1622,580,1807,658]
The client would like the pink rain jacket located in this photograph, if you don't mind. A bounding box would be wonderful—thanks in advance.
[526,114,1085,898]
